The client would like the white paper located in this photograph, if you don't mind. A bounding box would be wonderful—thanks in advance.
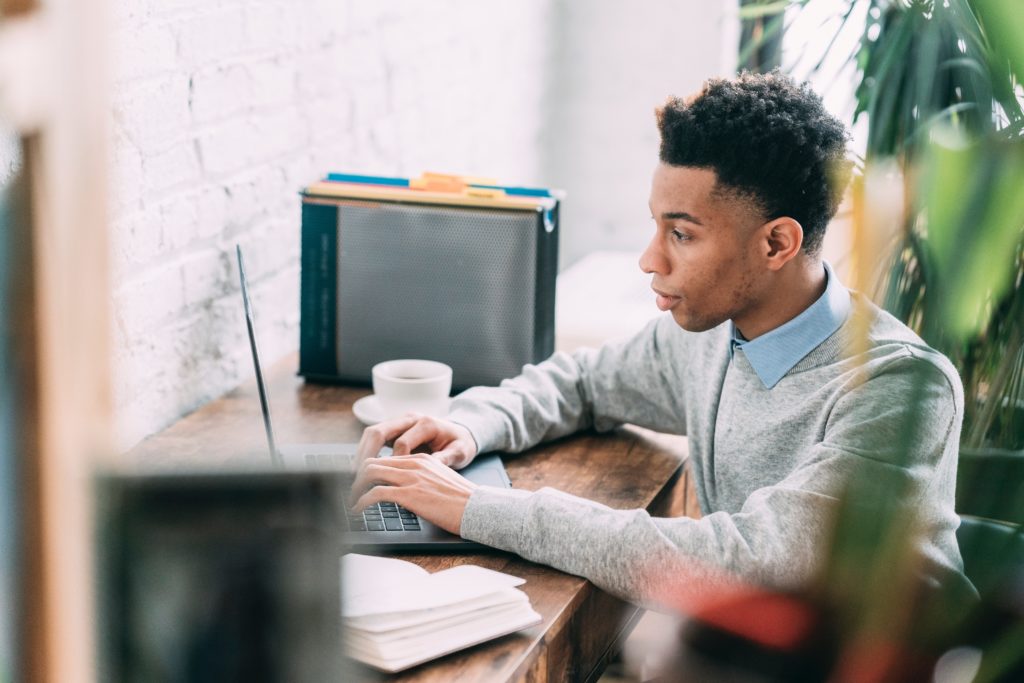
[342,554,527,618]
[346,603,542,673]
[346,587,530,634]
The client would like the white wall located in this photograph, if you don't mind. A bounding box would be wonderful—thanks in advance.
[542,0,738,268]
[108,0,734,450]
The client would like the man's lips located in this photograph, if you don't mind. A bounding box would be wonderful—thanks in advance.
[652,287,682,311]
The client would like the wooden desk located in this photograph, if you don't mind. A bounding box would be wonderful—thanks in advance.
[128,354,694,682]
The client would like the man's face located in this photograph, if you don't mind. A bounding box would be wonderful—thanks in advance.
[640,163,766,332]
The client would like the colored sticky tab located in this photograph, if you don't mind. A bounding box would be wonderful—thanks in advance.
[326,172,410,187]
[465,187,506,200]
[411,174,466,193]
[459,175,500,186]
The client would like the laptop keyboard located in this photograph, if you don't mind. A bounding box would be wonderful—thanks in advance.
[305,452,356,469]
[350,501,420,532]
[304,452,421,533]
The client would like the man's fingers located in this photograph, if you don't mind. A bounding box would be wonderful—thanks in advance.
[356,414,421,460]
[391,417,441,455]
[430,448,462,469]
[352,485,402,513]
[350,459,421,501]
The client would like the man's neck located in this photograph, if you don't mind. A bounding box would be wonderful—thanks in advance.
[733,259,827,341]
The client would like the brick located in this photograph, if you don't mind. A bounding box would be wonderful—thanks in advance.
[109,133,144,209]
[109,210,159,281]
[189,64,250,123]
[295,50,347,102]
[248,59,295,110]
[113,74,191,152]
[197,109,305,176]
[305,95,353,143]
[158,193,201,252]
[351,79,389,127]
[337,34,387,84]
[301,0,348,43]
[223,164,287,227]
[113,19,177,83]
[149,0,211,17]
[251,108,309,161]
[245,2,299,53]
[144,142,201,194]
[279,153,322,194]
[232,225,293,283]
[114,265,186,337]
[253,217,301,271]
[174,5,246,68]
[196,120,257,176]
[195,185,229,239]
[182,247,233,305]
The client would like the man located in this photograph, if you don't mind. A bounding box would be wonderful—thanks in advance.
[350,71,964,602]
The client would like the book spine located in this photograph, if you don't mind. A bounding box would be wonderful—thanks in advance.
[300,201,340,378]
[532,202,559,363]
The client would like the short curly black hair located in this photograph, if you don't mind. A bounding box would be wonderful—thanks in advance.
[656,71,852,254]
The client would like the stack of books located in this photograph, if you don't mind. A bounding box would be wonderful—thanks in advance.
[341,554,542,673]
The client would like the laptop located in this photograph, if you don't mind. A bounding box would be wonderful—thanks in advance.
[236,245,512,550]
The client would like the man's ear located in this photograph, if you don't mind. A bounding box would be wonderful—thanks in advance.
[759,217,803,271]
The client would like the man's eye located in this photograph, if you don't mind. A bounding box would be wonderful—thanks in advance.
[671,230,690,242]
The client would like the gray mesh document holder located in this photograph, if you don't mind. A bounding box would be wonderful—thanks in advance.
[300,195,558,389]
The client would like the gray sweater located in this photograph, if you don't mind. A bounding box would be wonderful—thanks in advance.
[449,293,965,604]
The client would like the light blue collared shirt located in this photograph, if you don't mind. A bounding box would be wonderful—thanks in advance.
[729,261,851,389]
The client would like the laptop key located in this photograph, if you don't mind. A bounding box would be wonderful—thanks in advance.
[381,511,399,518]
[383,517,403,531]
[402,520,420,530]
[366,520,385,532]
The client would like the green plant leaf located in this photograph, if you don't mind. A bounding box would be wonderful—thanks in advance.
[738,0,796,20]
[921,133,1024,341]
[973,0,1024,86]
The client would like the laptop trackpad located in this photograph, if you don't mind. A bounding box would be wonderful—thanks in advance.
[458,454,512,489]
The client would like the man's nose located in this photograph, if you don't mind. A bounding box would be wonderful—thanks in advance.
[639,236,667,275]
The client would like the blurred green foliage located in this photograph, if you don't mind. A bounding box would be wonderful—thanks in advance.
[741,0,1024,450]
[734,2,1024,681]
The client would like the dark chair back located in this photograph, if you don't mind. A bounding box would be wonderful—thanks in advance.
[955,448,1024,592]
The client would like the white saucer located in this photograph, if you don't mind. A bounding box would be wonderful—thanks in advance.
[352,395,451,426]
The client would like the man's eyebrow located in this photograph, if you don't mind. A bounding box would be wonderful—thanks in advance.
[660,211,704,226]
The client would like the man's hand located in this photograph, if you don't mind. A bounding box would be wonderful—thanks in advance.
[349,453,477,535]
[356,414,479,469]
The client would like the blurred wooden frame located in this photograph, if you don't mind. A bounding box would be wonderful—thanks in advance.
[2,0,112,680]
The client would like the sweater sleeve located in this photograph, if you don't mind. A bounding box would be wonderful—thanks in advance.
[446,315,690,454]
[460,350,964,604]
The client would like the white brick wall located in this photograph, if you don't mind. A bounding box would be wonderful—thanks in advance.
[110,0,555,450]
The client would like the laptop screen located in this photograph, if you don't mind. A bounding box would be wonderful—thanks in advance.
[237,245,283,466]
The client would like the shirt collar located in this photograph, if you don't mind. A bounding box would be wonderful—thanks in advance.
[729,261,850,389]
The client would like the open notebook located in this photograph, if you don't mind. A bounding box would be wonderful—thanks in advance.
[342,554,542,672]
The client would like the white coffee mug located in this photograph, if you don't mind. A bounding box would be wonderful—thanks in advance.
[371,359,453,421]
